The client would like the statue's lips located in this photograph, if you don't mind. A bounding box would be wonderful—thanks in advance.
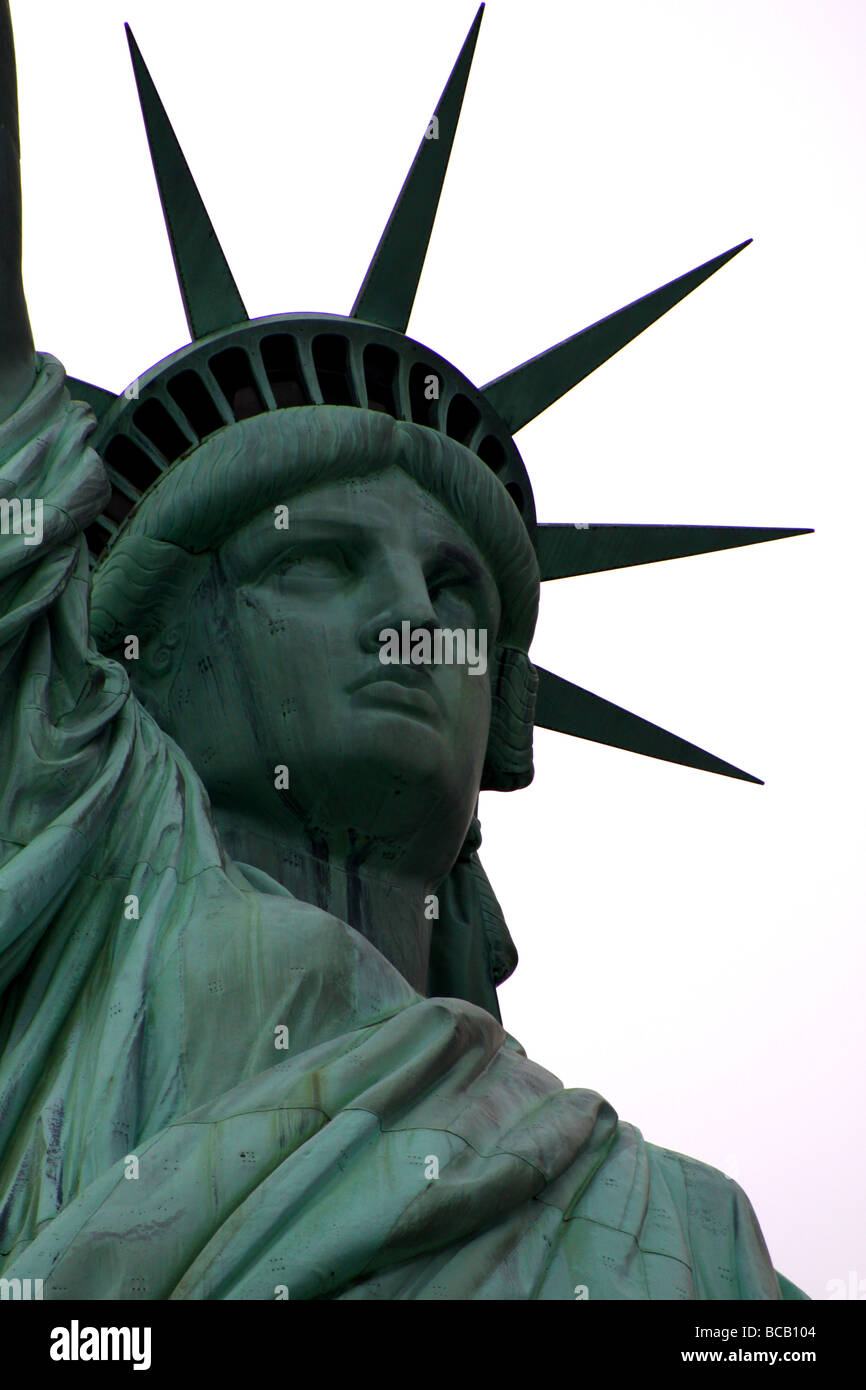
[347,668,444,721]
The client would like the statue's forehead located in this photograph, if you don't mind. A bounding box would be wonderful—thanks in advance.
[220,467,488,559]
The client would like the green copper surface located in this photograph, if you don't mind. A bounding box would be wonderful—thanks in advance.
[534,666,762,784]
[536,522,813,582]
[351,5,484,332]
[126,24,248,340]
[0,3,810,1303]
[483,241,752,434]
[0,4,32,418]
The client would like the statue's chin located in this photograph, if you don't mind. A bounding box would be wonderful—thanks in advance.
[307,711,476,797]
[304,779,466,847]
[291,748,477,863]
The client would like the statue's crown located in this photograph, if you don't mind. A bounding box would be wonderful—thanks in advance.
[68,7,810,786]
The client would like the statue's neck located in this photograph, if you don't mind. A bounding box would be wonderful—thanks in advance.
[212,805,433,993]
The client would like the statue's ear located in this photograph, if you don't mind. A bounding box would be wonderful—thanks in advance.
[480,646,537,793]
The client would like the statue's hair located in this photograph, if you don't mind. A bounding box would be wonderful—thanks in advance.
[90,406,540,792]
[91,407,538,643]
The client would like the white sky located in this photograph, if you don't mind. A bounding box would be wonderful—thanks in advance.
[10,0,865,1300]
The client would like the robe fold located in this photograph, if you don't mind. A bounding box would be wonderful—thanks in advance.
[0,355,808,1299]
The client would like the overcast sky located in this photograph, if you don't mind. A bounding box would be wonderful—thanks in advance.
[10,0,865,1300]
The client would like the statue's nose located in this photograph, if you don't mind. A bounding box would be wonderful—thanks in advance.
[358,558,439,655]
[359,608,439,656]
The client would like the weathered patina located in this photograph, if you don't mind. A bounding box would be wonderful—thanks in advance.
[0,5,809,1299]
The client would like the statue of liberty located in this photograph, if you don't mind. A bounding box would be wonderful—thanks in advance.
[0,5,810,1299]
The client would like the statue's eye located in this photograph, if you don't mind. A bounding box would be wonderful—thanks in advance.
[271,543,350,581]
[427,566,474,602]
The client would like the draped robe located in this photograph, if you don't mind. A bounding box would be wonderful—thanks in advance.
[0,356,807,1300]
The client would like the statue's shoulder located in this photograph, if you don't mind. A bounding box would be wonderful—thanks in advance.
[637,1135,802,1298]
[641,1135,764,1242]
[643,1137,740,1195]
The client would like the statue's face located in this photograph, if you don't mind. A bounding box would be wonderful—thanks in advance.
[154,466,501,878]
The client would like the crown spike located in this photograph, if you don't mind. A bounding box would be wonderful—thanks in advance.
[350,5,484,332]
[534,666,762,783]
[65,377,118,420]
[537,522,813,582]
[125,25,247,341]
[483,241,752,434]
[0,1,34,419]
